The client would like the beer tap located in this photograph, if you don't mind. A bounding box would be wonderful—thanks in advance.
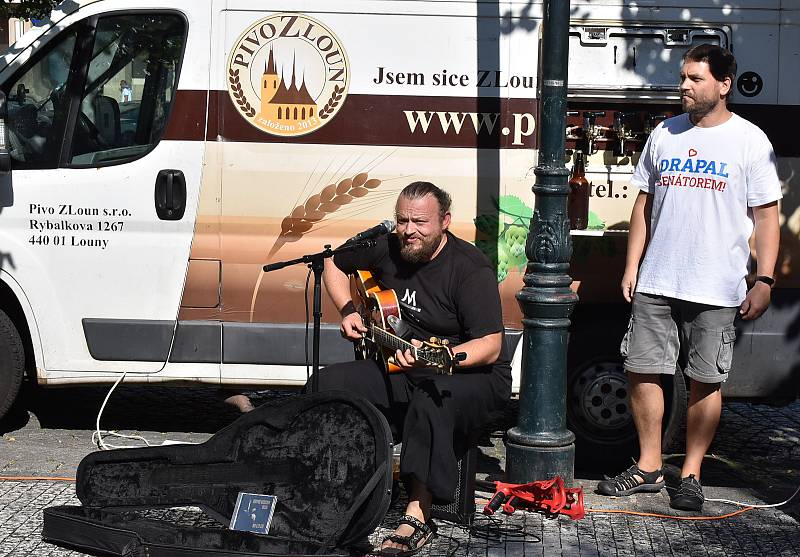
[643,113,670,136]
[581,111,607,155]
[612,112,637,157]
[565,111,582,143]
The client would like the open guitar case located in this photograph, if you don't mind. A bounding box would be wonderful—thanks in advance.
[42,391,394,556]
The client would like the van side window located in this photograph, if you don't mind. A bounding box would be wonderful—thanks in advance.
[70,14,185,166]
[5,30,77,168]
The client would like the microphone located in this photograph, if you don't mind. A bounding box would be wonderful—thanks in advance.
[348,219,395,242]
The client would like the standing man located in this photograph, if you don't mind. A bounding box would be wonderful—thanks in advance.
[120,80,132,103]
[597,44,781,511]
[320,181,511,554]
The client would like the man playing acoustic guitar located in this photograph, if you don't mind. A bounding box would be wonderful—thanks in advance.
[321,182,511,556]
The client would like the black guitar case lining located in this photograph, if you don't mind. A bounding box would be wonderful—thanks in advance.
[42,391,393,556]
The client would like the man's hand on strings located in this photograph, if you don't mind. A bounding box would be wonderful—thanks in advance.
[340,311,368,340]
[391,339,422,368]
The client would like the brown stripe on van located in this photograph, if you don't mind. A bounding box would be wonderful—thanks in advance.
[171,92,800,158]
[162,90,209,141]
[206,91,539,149]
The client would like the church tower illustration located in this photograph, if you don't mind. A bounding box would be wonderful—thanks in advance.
[260,48,316,122]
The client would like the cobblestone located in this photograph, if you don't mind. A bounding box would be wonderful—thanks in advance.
[0,392,797,556]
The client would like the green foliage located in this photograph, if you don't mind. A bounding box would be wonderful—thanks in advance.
[474,214,500,237]
[0,1,58,20]
[587,210,605,230]
[496,195,533,223]
[474,239,497,266]
[475,198,615,281]
[475,195,536,283]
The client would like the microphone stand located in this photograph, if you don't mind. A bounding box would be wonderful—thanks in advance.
[263,240,375,393]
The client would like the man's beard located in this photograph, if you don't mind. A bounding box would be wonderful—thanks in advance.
[400,232,443,264]
[682,94,719,119]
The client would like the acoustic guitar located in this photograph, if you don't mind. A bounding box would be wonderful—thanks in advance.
[350,270,456,374]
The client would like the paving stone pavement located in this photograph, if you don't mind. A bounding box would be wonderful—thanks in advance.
[0,391,798,556]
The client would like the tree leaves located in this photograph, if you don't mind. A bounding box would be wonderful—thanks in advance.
[0,1,59,20]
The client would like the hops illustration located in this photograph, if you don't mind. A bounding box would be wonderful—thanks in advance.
[474,195,536,283]
[496,240,511,282]
[504,225,527,259]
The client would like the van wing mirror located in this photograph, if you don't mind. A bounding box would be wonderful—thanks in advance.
[0,91,9,173]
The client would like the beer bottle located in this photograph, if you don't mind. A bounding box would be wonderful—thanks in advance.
[568,150,590,230]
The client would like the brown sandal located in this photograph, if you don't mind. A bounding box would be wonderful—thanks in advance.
[377,514,436,556]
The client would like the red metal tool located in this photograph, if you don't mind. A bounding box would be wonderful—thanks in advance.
[482,476,585,520]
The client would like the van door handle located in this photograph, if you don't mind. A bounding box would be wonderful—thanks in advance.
[155,169,186,220]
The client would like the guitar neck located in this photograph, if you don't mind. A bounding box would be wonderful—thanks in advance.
[369,325,450,370]
[370,325,416,356]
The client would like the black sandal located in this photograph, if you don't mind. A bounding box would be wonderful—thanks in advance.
[597,464,665,496]
[376,514,436,556]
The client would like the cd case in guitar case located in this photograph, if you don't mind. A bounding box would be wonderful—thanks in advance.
[42,391,393,556]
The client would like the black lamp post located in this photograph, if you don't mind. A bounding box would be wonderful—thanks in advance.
[505,0,577,485]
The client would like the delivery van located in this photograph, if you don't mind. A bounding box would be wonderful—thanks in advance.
[0,0,796,463]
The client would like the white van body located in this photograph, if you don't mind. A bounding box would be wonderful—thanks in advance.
[0,0,796,458]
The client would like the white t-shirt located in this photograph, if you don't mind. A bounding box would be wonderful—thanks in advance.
[631,112,782,306]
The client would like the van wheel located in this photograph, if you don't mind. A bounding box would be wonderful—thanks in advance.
[567,356,687,467]
[0,309,25,421]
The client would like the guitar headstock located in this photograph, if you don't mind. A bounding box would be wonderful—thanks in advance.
[416,337,456,375]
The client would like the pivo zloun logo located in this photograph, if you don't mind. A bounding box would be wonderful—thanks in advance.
[227,14,350,137]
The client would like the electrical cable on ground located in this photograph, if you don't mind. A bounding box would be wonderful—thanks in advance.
[475,478,799,522]
[466,513,537,541]
[91,371,155,450]
[88,300,189,450]
[584,479,800,520]
[705,482,800,508]
[584,506,756,520]
[432,513,543,557]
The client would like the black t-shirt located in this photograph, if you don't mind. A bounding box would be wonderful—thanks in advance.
[334,232,511,378]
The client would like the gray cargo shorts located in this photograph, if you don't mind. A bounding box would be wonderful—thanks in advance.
[620,293,738,384]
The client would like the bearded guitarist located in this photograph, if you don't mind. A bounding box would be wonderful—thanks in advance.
[319,182,511,556]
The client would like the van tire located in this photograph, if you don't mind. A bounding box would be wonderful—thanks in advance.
[0,308,25,421]
[567,355,688,468]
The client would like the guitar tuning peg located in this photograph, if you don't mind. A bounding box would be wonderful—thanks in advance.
[441,339,449,346]
[430,336,437,343]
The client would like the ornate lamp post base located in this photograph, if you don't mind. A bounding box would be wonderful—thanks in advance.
[507,260,577,484]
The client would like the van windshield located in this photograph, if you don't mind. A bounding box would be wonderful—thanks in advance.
[5,29,77,167]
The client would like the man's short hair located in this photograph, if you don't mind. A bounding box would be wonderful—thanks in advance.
[683,44,737,84]
[399,181,452,217]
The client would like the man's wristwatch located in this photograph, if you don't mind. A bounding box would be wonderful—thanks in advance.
[755,275,775,287]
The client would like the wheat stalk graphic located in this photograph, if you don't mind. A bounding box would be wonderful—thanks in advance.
[268,172,382,258]
[319,84,344,119]
[229,69,256,117]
